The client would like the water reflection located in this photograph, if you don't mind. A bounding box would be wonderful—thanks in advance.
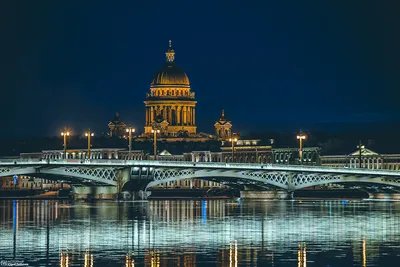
[298,243,306,267]
[125,252,135,267]
[0,199,400,266]
[60,252,70,267]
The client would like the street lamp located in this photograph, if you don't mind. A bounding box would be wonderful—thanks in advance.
[61,128,71,159]
[296,133,307,162]
[126,127,135,159]
[229,137,238,162]
[357,141,365,168]
[151,129,160,160]
[84,129,94,159]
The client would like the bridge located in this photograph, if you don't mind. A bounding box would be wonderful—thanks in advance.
[1,159,400,199]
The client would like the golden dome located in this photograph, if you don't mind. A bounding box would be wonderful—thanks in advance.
[151,63,190,87]
[150,41,190,87]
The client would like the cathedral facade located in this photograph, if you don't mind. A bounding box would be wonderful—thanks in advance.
[143,41,197,137]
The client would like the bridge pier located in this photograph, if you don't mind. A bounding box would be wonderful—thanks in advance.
[72,186,118,200]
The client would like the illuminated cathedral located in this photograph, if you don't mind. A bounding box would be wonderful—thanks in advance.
[139,41,231,141]
[107,41,233,142]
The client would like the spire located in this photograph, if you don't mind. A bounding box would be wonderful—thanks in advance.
[165,40,175,63]
[219,109,226,121]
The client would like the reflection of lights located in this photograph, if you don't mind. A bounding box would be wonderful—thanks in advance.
[229,240,238,267]
[298,242,306,267]
[126,252,135,267]
[84,249,93,267]
[151,250,160,267]
[362,238,366,267]
[60,252,70,267]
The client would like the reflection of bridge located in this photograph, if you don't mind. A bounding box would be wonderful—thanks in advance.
[0,200,388,266]
[1,159,400,199]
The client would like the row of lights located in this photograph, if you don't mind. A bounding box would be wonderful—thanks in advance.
[60,127,162,159]
[61,127,137,159]
[61,128,307,161]
[228,133,307,162]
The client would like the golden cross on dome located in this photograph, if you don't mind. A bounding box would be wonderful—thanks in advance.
[169,40,172,48]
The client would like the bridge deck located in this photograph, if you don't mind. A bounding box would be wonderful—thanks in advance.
[1,159,399,177]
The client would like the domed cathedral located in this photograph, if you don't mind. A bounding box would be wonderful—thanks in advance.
[143,41,197,137]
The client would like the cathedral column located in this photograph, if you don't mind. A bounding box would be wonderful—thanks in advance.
[176,106,180,125]
[146,108,149,125]
[150,106,154,123]
[193,108,195,125]
[191,107,194,125]
[183,106,187,124]
[187,106,190,124]
[163,106,167,120]
[168,106,172,124]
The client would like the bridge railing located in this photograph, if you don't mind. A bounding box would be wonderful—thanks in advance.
[0,158,399,177]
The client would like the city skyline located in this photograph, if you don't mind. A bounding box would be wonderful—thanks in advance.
[2,1,398,138]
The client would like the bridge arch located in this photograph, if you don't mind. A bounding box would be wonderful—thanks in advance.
[0,166,117,186]
[146,168,290,190]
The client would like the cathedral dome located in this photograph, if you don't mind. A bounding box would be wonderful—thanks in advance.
[151,63,190,86]
[150,41,190,87]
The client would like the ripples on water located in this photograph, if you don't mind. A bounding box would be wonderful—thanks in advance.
[0,199,399,266]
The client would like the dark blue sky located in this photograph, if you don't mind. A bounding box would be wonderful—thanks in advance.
[1,0,398,138]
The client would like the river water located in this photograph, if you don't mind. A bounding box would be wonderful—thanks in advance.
[0,199,399,266]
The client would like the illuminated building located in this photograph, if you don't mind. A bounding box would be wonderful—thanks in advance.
[143,40,198,138]
[108,112,127,137]
[320,147,400,170]
[214,110,232,140]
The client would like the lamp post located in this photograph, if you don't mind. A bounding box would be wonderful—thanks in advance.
[61,128,71,159]
[126,127,136,159]
[296,133,307,163]
[84,129,94,159]
[151,129,160,160]
[357,141,365,168]
[229,137,238,162]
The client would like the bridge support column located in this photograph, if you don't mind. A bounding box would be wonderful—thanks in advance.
[72,186,118,200]
[119,167,153,200]
[131,190,152,200]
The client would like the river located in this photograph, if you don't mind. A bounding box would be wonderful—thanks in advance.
[0,199,399,266]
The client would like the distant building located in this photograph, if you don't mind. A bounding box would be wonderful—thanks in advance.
[0,175,68,191]
[214,110,232,140]
[108,112,126,137]
[320,147,400,170]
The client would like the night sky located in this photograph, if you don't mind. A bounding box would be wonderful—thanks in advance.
[1,1,398,138]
